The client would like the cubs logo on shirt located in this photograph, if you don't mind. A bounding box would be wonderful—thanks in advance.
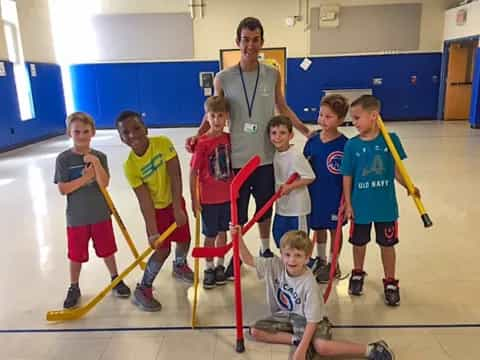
[277,288,294,311]
[326,151,344,175]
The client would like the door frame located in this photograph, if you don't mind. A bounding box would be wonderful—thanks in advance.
[437,35,479,121]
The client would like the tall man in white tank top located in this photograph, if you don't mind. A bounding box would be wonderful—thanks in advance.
[186,17,310,278]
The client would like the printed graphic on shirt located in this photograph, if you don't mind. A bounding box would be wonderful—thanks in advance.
[69,164,94,185]
[326,150,343,175]
[275,280,302,311]
[208,143,232,181]
[141,154,164,180]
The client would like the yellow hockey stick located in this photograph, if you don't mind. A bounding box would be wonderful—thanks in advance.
[99,186,146,270]
[191,178,201,328]
[377,115,432,228]
[46,223,177,321]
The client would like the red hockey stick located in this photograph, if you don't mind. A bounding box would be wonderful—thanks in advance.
[191,172,299,259]
[230,155,260,353]
[323,194,345,303]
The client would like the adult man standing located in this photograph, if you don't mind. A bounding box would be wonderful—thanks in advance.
[186,17,310,276]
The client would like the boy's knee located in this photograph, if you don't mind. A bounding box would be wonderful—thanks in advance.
[154,246,171,261]
[249,327,264,340]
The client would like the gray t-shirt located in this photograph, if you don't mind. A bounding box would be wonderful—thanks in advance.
[255,255,323,323]
[217,63,277,168]
[54,149,111,227]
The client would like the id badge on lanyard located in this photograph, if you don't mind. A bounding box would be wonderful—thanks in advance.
[239,63,260,135]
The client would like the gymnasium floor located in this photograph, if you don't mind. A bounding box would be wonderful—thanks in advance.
[0,120,479,359]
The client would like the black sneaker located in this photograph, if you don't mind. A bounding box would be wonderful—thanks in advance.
[215,265,226,286]
[311,257,327,275]
[315,262,331,283]
[112,277,131,298]
[203,268,216,289]
[316,262,342,283]
[383,279,400,306]
[368,340,395,360]
[63,284,81,309]
[348,270,366,296]
[224,258,242,281]
[260,248,274,258]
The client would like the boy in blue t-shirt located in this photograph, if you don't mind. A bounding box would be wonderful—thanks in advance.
[304,94,349,284]
[341,95,420,306]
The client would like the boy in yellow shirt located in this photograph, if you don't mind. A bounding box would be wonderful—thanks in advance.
[116,111,192,311]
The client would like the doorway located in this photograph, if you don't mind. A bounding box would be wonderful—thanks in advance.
[444,39,478,120]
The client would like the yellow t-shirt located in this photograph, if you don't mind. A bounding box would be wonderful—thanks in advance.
[124,136,177,209]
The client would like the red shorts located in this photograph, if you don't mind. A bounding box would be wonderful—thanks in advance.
[67,218,117,263]
[155,199,191,250]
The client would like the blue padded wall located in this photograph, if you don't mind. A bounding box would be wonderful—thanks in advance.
[470,47,480,128]
[69,53,441,127]
[287,53,441,122]
[0,61,66,152]
[70,61,219,128]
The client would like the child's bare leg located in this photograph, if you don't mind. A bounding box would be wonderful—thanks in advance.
[250,327,293,345]
[141,247,170,287]
[204,236,215,267]
[329,228,343,260]
[353,245,367,270]
[103,255,119,276]
[175,241,190,262]
[313,338,367,357]
[315,229,327,261]
[70,261,82,284]
[380,246,396,279]
[258,218,271,252]
[216,231,226,266]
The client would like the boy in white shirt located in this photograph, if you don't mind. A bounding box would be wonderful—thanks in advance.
[233,225,395,360]
[268,115,315,248]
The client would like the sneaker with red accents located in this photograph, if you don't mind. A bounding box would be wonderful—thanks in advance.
[383,278,400,306]
[132,284,162,312]
[172,260,194,283]
[348,269,366,296]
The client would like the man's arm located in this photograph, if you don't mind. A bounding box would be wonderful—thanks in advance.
[274,69,309,137]
[166,156,187,226]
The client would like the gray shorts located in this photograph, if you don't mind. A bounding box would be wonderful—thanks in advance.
[252,313,332,359]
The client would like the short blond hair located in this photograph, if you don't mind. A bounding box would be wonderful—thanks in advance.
[66,112,95,134]
[280,230,313,255]
[204,95,230,113]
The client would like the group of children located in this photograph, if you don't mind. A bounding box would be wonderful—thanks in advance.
[53,92,420,359]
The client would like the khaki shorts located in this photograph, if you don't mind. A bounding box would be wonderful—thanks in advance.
[252,313,332,360]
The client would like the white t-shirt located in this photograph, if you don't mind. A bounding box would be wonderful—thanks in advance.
[255,256,323,323]
[273,146,315,216]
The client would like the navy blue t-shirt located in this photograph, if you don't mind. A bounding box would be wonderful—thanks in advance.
[303,132,348,229]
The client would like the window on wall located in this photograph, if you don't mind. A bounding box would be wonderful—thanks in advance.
[1,0,35,121]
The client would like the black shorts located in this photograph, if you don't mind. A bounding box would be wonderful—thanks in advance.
[349,221,399,247]
[201,202,231,237]
[234,164,275,225]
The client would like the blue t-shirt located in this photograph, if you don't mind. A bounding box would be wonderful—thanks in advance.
[303,132,348,228]
[341,132,406,224]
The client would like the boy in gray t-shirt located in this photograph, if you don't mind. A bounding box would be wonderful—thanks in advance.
[235,226,394,360]
[54,112,130,309]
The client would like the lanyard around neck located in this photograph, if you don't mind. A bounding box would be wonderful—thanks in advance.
[238,62,260,119]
